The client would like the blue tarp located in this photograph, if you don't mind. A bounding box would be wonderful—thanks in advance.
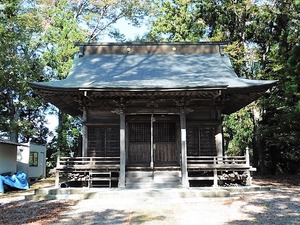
[0,171,29,193]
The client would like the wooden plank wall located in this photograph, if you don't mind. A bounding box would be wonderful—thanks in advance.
[186,106,219,156]
[87,110,120,157]
[88,126,120,157]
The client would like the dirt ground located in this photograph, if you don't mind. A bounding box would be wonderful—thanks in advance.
[0,175,299,225]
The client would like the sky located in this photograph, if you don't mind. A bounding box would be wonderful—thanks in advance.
[103,18,148,42]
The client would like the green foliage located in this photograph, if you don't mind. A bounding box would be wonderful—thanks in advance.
[148,0,206,42]
[40,0,85,80]
[38,0,85,166]
[46,112,82,172]
[251,1,300,174]
[223,108,254,156]
[38,0,149,171]
[67,0,149,42]
[1,0,299,175]
[0,0,49,143]
[146,0,300,174]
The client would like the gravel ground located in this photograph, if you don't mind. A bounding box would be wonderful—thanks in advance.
[52,186,300,225]
[0,178,299,225]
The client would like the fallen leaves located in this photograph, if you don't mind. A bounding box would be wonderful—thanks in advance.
[0,200,75,225]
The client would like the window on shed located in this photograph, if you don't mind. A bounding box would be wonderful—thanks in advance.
[29,152,38,167]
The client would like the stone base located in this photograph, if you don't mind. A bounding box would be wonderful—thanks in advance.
[25,185,271,201]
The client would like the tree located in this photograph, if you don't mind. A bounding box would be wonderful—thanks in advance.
[73,0,148,42]
[38,0,86,166]
[147,0,206,42]
[145,0,300,174]
[198,0,262,164]
[201,0,300,173]
[147,0,259,155]
[38,0,149,170]
[0,0,48,143]
[256,1,300,174]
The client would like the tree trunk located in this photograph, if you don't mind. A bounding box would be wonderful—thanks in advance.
[9,97,20,143]
[252,106,267,174]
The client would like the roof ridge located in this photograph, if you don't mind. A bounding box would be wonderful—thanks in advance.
[76,42,228,56]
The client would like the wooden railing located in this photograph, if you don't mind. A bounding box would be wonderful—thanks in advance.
[57,156,120,170]
[187,155,250,169]
[187,152,255,186]
[55,156,120,187]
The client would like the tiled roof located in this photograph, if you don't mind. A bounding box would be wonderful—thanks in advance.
[31,53,274,90]
[29,42,277,115]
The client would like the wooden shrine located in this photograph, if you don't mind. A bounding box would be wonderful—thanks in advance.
[30,42,276,188]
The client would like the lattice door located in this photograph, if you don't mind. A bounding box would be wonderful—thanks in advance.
[128,122,151,166]
[127,120,179,167]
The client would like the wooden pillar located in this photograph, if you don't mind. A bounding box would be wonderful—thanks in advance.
[150,114,154,169]
[82,107,88,157]
[119,112,126,188]
[215,124,223,158]
[245,146,250,165]
[245,147,252,186]
[213,158,218,187]
[55,154,60,187]
[180,111,189,188]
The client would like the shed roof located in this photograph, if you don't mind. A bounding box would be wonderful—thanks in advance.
[0,139,27,147]
[30,42,277,115]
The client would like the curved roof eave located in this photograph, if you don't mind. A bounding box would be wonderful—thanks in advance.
[223,81,277,114]
[29,51,277,116]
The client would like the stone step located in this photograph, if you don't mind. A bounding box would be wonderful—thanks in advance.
[125,171,182,189]
[34,187,89,196]
[25,193,84,201]
[126,171,181,179]
[83,188,231,200]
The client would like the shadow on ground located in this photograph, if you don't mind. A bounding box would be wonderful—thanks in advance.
[229,188,300,224]
[56,208,166,225]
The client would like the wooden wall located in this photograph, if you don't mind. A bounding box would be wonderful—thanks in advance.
[85,105,221,158]
[186,106,220,156]
[86,109,120,157]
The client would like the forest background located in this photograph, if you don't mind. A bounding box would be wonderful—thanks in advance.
[0,0,299,175]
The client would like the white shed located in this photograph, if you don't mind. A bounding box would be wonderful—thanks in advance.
[17,143,46,179]
[0,139,27,175]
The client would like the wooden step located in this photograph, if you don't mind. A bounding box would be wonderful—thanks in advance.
[90,171,112,188]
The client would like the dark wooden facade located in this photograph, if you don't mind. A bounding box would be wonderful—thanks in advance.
[85,110,219,167]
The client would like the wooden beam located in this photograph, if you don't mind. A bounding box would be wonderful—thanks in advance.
[125,108,180,115]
